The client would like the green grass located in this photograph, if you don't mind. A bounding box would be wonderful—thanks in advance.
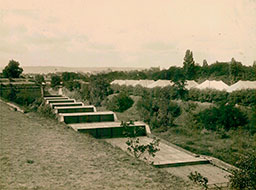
[0,101,195,190]
[154,126,256,166]
[109,96,256,167]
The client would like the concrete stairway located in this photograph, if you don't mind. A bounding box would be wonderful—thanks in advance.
[43,95,231,187]
[44,95,149,139]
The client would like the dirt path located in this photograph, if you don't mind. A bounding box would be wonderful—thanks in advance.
[0,102,197,190]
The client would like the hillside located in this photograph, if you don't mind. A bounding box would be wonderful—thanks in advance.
[0,101,196,190]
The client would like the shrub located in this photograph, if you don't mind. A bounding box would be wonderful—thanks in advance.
[229,152,256,190]
[106,92,134,112]
[84,76,113,106]
[195,104,248,131]
[228,89,256,107]
[51,75,61,87]
[121,121,160,164]
[188,171,208,190]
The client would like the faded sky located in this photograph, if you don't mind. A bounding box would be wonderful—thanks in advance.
[0,0,256,68]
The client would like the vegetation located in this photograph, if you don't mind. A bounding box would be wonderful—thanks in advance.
[195,104,248,131]
[136,87,181,130]
[229,152,256,190]
[106,92,134,112]
[34,74,45,85]
[121,121,160,164]
[183,49,196,80]
[51,75,61,87]
[188,171,208,190]
[2,60,23,78]
[80,75,113,106]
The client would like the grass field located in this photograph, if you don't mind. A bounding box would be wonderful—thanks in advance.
[110,96,256,167]
[0,101,197,190]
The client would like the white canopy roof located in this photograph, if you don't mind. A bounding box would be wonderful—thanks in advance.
[227,80,256,92]
[195,80,229,91]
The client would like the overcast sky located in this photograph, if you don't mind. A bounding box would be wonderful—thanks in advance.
[0,0,256,68]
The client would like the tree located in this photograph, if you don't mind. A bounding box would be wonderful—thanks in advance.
[106,92,134,112]
[35,74,45,85]
[183,49,196,80]
[202,59,208,67]
[2,60,23,78]
[230,58,244,83]
[51,75,61,87]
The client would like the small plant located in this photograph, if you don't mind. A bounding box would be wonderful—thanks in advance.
[229,152,256,190]
[126,137,160,164]
[27,159,34,164]
[121,121,160,164]
[188,171,208,189]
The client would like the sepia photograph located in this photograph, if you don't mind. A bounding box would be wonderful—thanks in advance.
[0,0,255,189]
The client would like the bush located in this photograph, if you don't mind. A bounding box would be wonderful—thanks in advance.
[106,92,134,112]
[63,81,81,91]
[83,76,113,106]
[195,104,248,131]
[188,171,208,189]
[136,91,181,129]
[51,75,61,87]
[228,89,256,107]
[229,152,256,190]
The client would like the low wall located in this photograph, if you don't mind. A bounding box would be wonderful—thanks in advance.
[79,125,147,138]
[61,113,115,124]
[0,83,41,102]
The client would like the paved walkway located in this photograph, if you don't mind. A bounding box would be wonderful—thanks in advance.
[105,137,231,186]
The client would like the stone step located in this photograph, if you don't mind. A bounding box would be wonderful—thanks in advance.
[51,102,84,109]
[58,111,117,124]
[46,99,75,104]
[44,95,62,97]
[44,96,69,100]
[54,105,96,114]
[69,121,148,138]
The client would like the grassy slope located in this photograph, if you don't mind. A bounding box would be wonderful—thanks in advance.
[111,96,256,167]
[0,101,195,190]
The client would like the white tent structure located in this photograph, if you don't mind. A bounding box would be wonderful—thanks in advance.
[124,80,140,87]
[185,80,199,90]
[135,80,155,88]
[227,80,256,92]
[110,80,126,85]
[147,80,174,88]
[195,80,229,91]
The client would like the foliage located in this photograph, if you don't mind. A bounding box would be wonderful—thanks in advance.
[106,92,134,112]
[183,49,196,80]
[61,72,88,82]
[126,137,160,164]
[228,89,256,107]
[63,81,81,91]
[136,88,181,129]
[195,104,248,131]
[82,75,113,106]
[121,121,160,164]
[37,103,56,118]
[187,88,228,104]
[2,60,23,78]
[51,75,61,87]
[35,74,45,85]
[229,152,256,190]
[0,84,40,107]
[188,171,208,189]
